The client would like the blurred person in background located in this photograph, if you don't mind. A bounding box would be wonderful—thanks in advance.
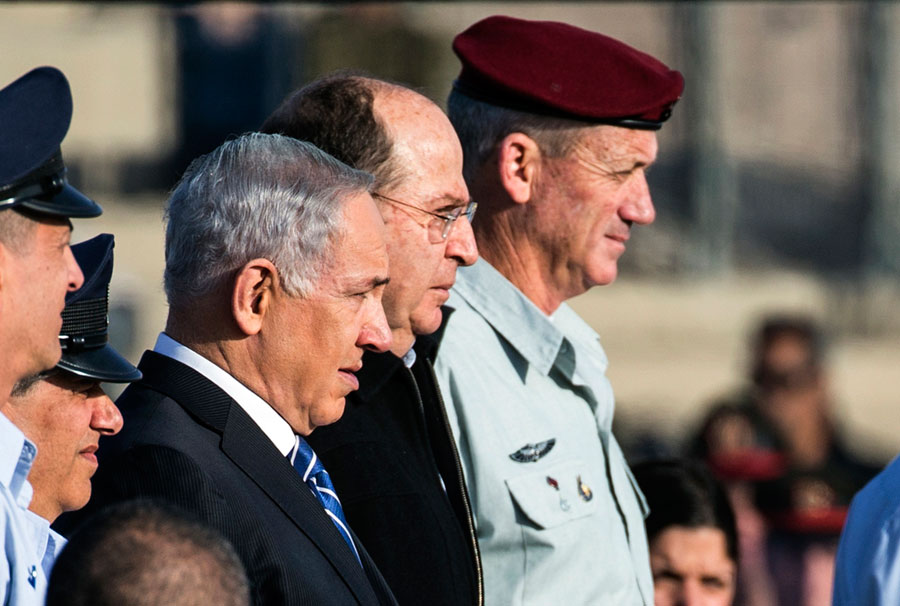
[693,314,879,483]
[749,315,880,482]
[48,501,250,606]
[435,15,683,605]
[633,459,738,606]
[692,313,880,606]
[690,402,781,606]
[755,466,853,606]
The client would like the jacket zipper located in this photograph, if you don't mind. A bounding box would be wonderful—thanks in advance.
[422,363,484,606]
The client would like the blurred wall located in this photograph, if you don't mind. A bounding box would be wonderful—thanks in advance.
[2,1,899,459]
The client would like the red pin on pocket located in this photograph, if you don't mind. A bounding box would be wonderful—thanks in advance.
[546,476,571,512]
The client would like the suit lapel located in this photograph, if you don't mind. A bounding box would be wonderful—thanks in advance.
[136,351,382,604]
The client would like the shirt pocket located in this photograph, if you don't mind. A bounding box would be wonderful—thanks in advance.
[505,459,600,529]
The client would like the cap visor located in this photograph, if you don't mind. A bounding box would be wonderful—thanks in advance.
[20,184,102,218]
[57,344,142,383]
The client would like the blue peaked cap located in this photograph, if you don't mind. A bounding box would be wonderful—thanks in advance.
[0,66,102,218]
[57,234,141,383]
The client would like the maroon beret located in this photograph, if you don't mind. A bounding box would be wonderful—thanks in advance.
[452,15,684,130]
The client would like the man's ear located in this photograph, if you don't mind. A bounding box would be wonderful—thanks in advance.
[497,132,542,205]
[231,258,278,336]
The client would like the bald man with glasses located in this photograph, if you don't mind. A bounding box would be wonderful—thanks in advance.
[261,74,481,606]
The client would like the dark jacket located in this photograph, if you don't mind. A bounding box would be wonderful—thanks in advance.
[61,351,397,606]
[307,335,483,605]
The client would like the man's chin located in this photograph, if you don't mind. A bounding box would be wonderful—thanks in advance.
[409,305,444,337]
[33,343,63,377]
[585,261,619,289]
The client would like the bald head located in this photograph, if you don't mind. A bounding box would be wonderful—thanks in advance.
[371,85,468,200]
[262,74,477,354]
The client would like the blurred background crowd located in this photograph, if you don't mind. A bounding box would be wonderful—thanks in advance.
[4,3,900,604]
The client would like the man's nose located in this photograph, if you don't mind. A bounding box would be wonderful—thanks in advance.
[67,245,85,291]
[445,212,478,266]
[619,176,655,226]
[358,301,393,354]
[91,390,123,435]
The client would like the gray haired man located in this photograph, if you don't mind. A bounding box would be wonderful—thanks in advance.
[434,16,684,605]
[67,133,398,605]
[262,73,481,606]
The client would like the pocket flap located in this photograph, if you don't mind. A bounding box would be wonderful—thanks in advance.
[505,459,600,529]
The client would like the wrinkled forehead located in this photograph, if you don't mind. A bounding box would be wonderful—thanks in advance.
[574,124,659,163]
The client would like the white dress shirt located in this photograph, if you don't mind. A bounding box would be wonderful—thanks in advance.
[153,332,295,456]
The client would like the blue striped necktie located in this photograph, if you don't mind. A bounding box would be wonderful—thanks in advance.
[290,435,362,566]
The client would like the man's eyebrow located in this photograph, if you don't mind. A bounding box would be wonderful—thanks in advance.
[425,195,469,210]
[355,276,390,291]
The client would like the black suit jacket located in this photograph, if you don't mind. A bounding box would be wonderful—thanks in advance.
[307,335,482,605]
[65,351,397,606]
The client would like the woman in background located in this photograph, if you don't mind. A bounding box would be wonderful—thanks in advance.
[633,459,738,606]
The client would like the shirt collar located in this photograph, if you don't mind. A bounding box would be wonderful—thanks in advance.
[451,259,609,379]
[153,332,296,456]
[355,335,439,402]
[452,259,567,376]
[0,412,37,506]
[401,339,417,368]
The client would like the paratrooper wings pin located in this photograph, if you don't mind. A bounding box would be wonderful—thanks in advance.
[508,438,556,463]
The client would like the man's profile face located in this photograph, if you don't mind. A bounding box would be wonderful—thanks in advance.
[534,125,657,294]
[2,214,84,378]
[374,91,478,353]
[263,192,392,435]
[5,371,123,522]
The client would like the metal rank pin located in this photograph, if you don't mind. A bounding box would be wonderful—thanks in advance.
[577,475,593,502]
[546,476,571,511]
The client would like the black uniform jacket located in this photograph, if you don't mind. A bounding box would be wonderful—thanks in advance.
[307,334,483,606]
[62,350,397,606]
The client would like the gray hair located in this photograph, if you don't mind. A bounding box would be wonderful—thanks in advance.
[163,133,374,307]
[447,90,588,184]
[0,208,37,250]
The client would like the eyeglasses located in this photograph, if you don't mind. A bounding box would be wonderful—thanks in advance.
[372,192,477,244]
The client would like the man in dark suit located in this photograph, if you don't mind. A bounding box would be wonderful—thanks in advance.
[64,133,397,605]
[261,75,481,605]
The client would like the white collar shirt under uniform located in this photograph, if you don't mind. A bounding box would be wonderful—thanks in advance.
[434,259,652,606]
[833,453,900,605]
[1,413,65,606]
[153,333,295,457]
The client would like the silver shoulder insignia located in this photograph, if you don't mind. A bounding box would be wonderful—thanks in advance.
[509,438,556,463]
